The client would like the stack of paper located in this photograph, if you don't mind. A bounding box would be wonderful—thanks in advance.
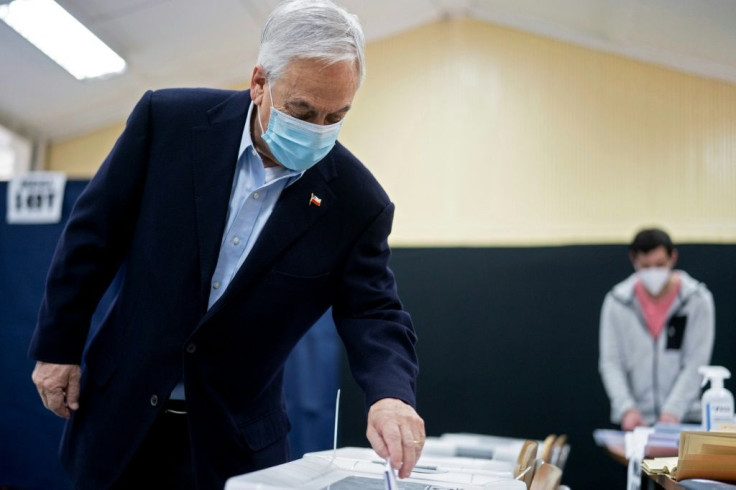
[676,431,736,481]
[594,423,704,459]
[641,457,679,477]
[644,431,681,457]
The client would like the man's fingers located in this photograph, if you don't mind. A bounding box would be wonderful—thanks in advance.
[366,425,389,460]
[366,398,426,479]
[398,426,417,478]
[378,424,404,471]
[34,383,48,409]
[31,367,48,407]
[50,390,72,418]
[414,435,425,454]
[31,361,80,418]
[368,421,409,478]
[65,367,82,410]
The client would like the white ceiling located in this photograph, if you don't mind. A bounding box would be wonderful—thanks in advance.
[1,0,735,142]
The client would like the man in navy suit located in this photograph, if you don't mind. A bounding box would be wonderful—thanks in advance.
[28,1,424,488]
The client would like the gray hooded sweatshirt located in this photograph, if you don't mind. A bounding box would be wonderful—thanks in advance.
[599,270,715,425]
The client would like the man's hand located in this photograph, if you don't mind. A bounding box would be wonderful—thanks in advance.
[366,398,425,479]
[621,408,646,431]
[658,412,680,424]
[31,361,81,419]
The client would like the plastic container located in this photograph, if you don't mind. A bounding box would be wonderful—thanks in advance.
[698,365,734,431]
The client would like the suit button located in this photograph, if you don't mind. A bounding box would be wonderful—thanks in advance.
[186,343,197,354]
[150,394,159,406]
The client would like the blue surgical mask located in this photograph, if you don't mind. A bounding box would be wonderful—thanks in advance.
[258,83,343,171]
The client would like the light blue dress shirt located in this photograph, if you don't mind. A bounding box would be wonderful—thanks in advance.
[207,102,303,309]
[169,101,302,400]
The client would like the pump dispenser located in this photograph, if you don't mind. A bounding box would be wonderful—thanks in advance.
[699,365,734,431]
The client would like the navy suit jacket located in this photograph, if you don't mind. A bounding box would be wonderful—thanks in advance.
[29,88,418,489]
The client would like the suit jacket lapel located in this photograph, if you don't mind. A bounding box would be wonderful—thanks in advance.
[192,91,250,312]
[198,156,337,325]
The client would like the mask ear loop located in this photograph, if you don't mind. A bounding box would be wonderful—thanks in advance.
[256,80,273,136]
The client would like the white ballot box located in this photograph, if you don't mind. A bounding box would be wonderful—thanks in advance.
[224,446,526,490]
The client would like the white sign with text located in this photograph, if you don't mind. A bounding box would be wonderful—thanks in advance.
[7,172,67,224]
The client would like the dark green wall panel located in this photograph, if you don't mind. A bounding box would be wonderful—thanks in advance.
[338,245,736,490]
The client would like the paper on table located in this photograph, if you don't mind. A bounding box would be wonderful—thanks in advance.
[642,457,678,476]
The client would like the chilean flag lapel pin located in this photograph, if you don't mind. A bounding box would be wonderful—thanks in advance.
[309,193,322,206]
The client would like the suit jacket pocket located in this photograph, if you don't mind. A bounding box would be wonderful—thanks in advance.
[237,409,291,452]
[262,269,332,305]
[666,315,687,350]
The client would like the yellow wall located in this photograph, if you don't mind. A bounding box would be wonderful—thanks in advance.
[47,18,736,245]
[48,123,124,178]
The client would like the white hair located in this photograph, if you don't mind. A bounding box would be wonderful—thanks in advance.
[257,0,365,85]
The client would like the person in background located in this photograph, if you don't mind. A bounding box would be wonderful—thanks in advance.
[599,227,715,431]
[28,1,424,488]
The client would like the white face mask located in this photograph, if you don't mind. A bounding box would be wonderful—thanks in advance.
[637,267,671,295]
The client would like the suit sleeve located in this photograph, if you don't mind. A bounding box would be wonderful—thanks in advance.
[28,91,154,364]
[331,202,419,412]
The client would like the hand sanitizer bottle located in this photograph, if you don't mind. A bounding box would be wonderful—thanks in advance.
[698,366,734,431]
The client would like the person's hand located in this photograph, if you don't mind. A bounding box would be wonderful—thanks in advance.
[621,408,646,431]
[366,398,425,479]
[658,412,680,424]
[31,361,81,419]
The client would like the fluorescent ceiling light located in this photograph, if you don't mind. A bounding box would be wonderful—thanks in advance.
[0,0,126,80]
